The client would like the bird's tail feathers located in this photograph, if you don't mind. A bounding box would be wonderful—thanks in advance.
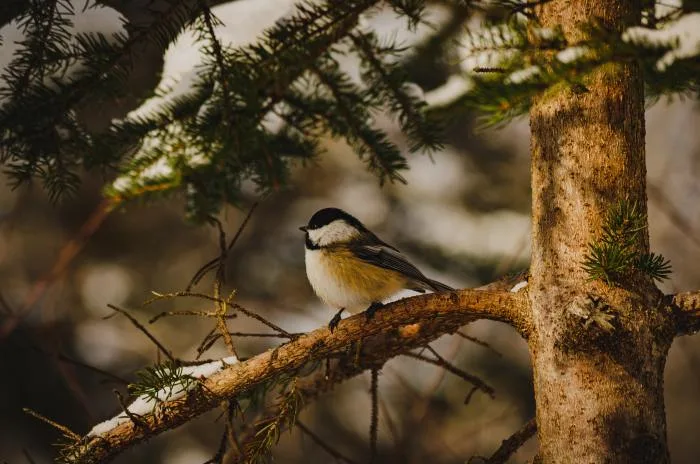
[419,278,454,293]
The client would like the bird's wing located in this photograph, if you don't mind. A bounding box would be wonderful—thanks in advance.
[351,243,430,285]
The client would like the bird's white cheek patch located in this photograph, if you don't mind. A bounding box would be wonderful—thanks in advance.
[307,221,359,247]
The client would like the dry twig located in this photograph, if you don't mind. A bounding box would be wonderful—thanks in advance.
[23,408,80,441]
[469,418,537,464]
[107,304,175,363]
[403,349,495,399]
[297,421,358,464]
[369,368,380,463]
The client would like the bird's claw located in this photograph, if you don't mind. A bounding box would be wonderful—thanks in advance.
[328,309,344,333]
[364,302,384,322]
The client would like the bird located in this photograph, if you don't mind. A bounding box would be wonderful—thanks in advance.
[300,207,454,332]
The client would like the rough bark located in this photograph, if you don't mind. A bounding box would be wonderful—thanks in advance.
[671,291,700,336]
[528,1,675,462]
[65,288,527,463]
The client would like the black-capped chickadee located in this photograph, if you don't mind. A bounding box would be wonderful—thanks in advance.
[300,207,454,332]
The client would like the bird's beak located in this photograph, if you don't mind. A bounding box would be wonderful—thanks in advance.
[299,226,307,232]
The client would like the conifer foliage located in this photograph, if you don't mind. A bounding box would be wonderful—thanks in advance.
[0,0,698,220]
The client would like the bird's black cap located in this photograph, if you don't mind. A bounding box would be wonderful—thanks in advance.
[302,207,367,232]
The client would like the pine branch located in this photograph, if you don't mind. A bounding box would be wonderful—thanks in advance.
[241,379,302,463]
[195,0,232,124]
[0,0,200,199]
[105,0,382,219]
[12,0,61,99]
[430,14,699,127]
[582,198,672,284]
[310,59,408,183]
[63,288,526,463]
[351,31,443,153]
[127,363,197,404]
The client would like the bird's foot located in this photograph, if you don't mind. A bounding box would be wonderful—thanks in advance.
[364,302,384,322]
[328,308,345,333]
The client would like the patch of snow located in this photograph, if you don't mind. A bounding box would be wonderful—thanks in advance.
[111,176,132,193]
[260,102,290,134]
[556,46,591,64]
[531,27,557,41]
[185,152,211,168]
[458,23,521,73]
[623,13,700,71]
[510,280,528,293]
[125,0,302,123]
[506,65,541,84]
[118,1,452,183]
[88,356,238,437]
[127,1,449,125]
[655,0,683,22]
[140,157,173,181]
[0,1,127,106]
[423,75,474,108]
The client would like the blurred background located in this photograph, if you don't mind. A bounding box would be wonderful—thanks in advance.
[1,1,699,463]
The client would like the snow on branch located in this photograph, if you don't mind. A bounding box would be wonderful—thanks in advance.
[623,12,700,71]
[62,288,527,463]
[105,0,453,217]
[423,7,699,125]
[87,356,238,437]
[0,0,127,107]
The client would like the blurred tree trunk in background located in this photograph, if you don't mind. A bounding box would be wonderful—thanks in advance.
[529,0,673,462]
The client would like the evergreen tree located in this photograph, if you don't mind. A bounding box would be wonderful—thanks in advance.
[1,0,696,218]
[2,0,700,462]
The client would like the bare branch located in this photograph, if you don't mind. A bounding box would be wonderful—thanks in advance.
[149,310,238,324]
[455,330,503,357]
[23,408,80,441]
[57,353,129,386]
[403,348,495,399]
[297,421,358,464]
[369,368,379,463]
[66,289,527,463]
[148,291,292,337]
[187,202,260,291]
[469,418,537,464]
[0,199,113,339]
[107,305,175,363]
[228,332,302,338]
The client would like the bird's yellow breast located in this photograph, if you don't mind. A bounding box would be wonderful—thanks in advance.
[305,246,407,310]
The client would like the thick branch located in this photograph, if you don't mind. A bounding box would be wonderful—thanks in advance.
[670,291,700,336]
[67,289,527,463]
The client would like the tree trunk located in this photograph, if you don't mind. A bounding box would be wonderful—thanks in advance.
[529,1,675,462]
